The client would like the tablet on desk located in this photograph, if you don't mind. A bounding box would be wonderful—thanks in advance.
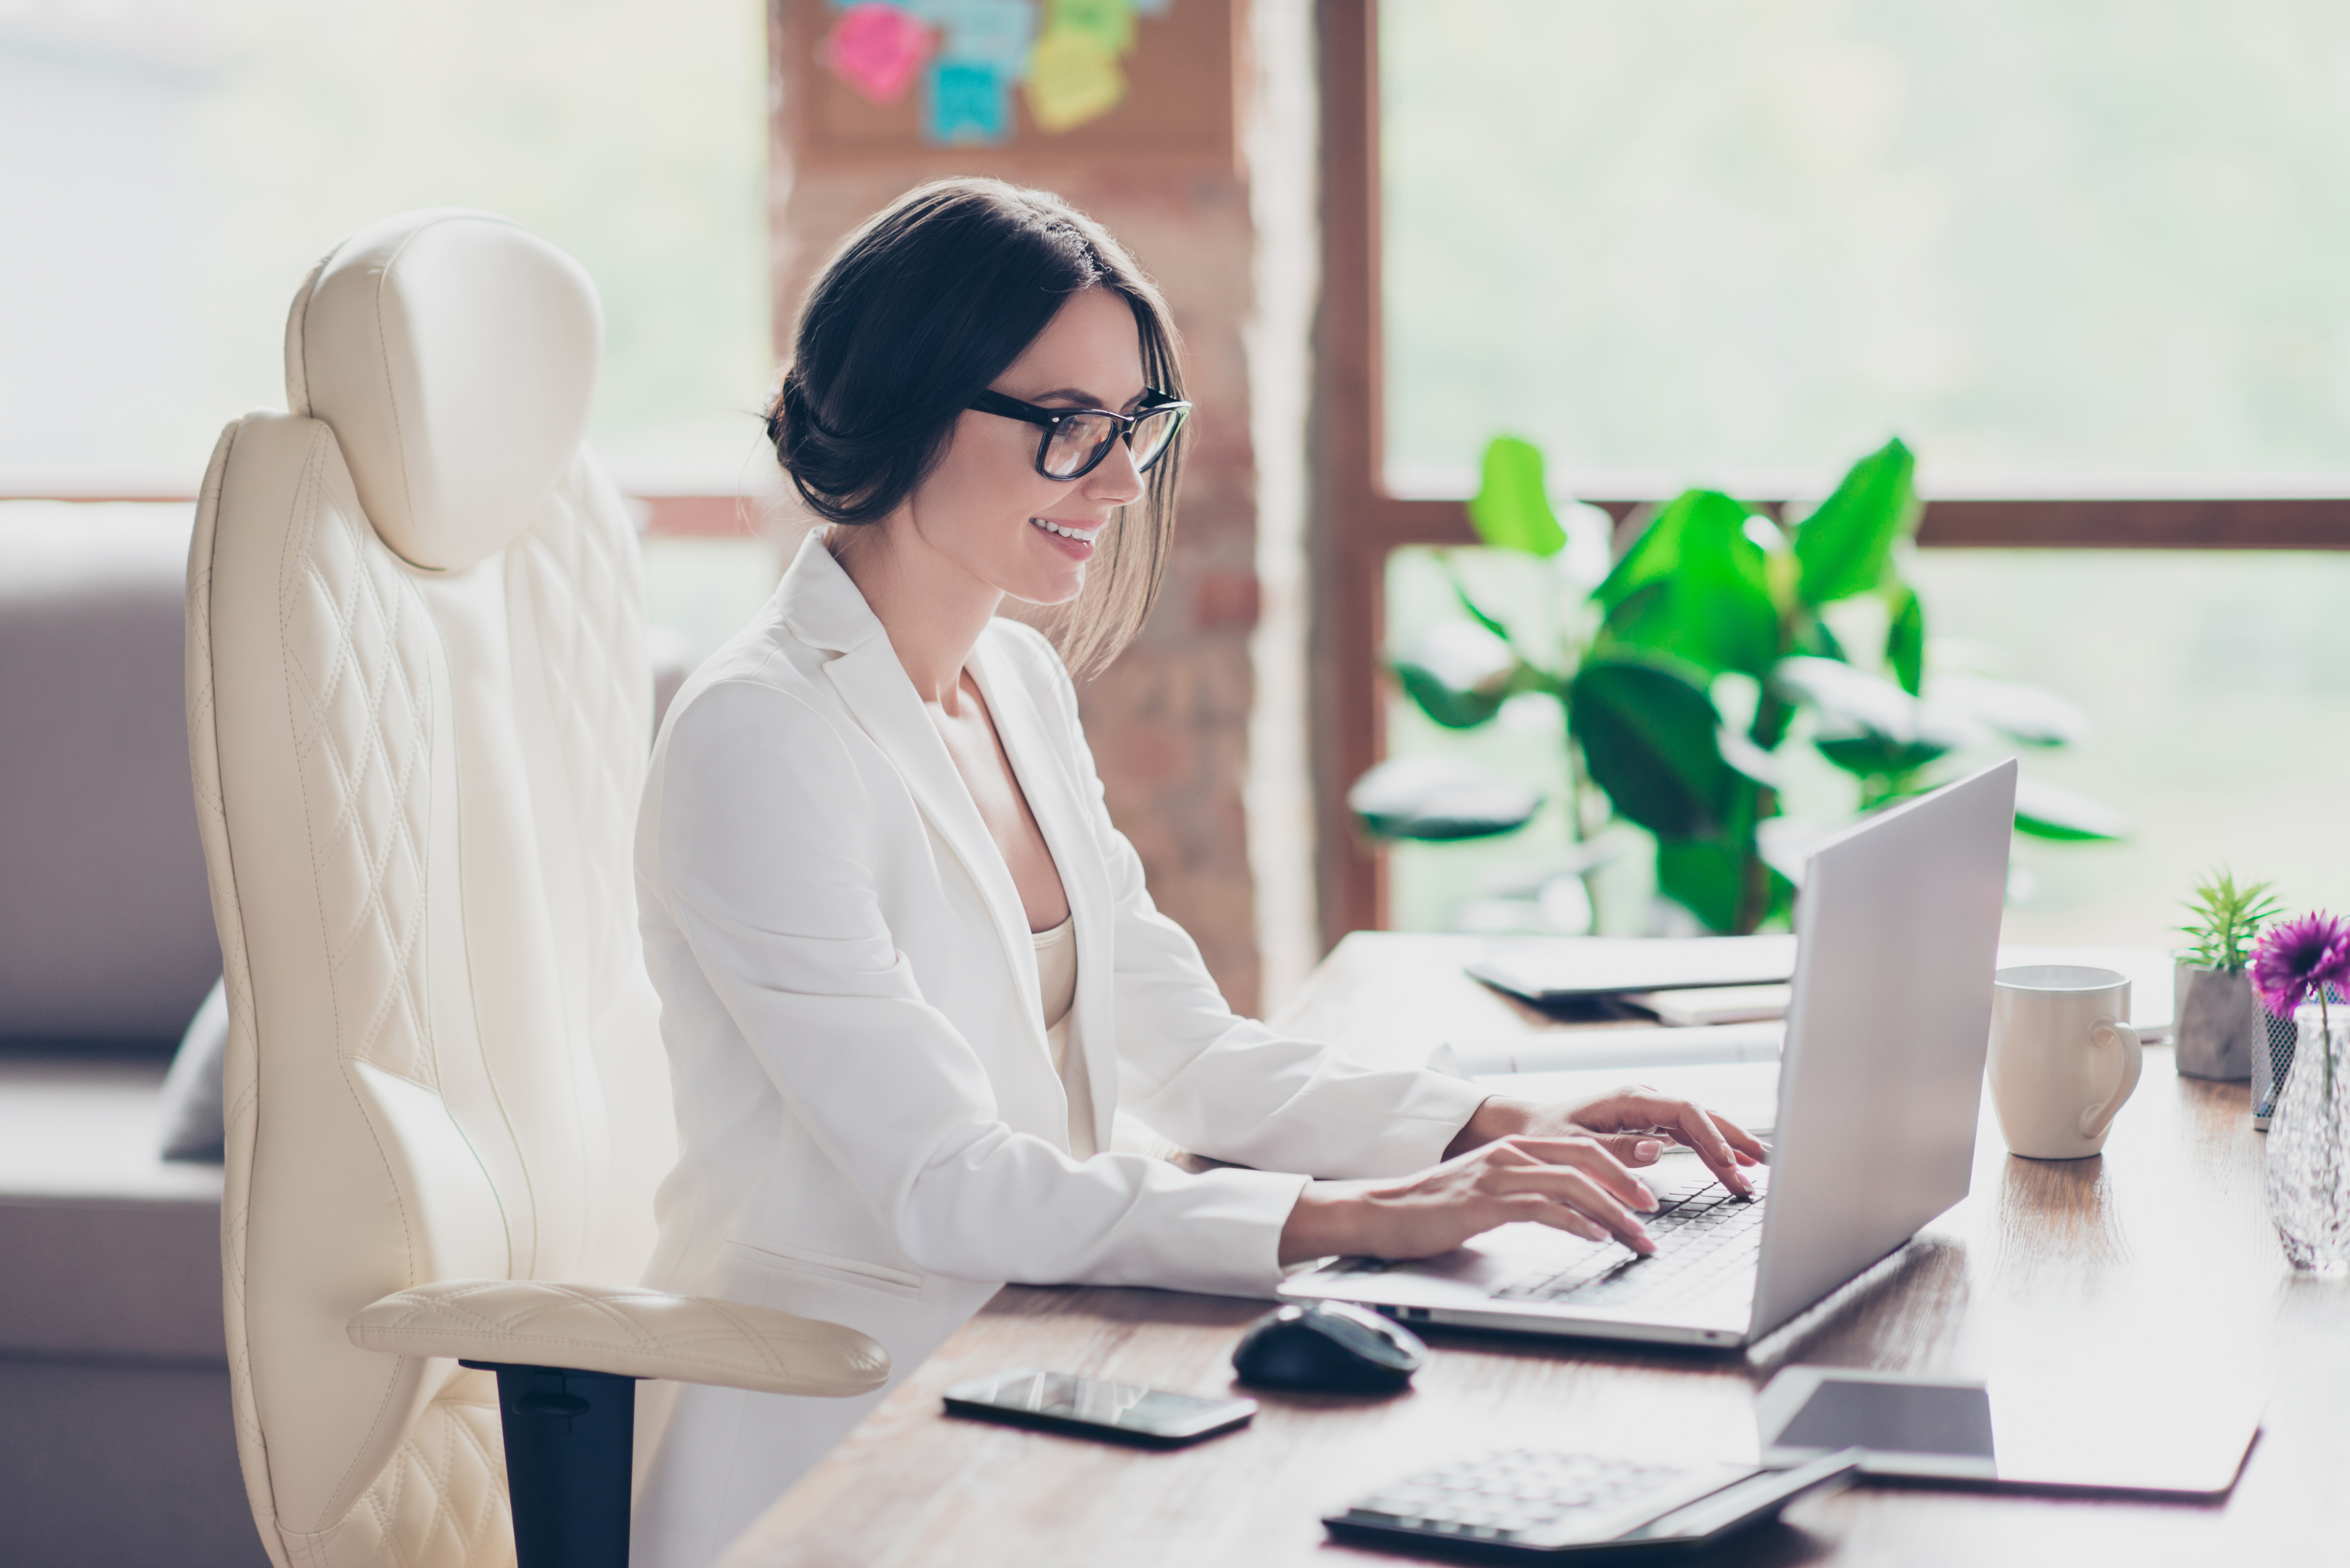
[1757,1367,2261,1498]
[1469,936,1800,1006]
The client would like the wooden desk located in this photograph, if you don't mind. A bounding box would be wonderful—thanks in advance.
[721,934,2350,1567]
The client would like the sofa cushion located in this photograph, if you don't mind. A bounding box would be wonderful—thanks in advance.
[0,501,221,1045]
[158,979,229,1161]
[0,1052,223,1361]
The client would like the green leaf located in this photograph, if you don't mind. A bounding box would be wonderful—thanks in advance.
[1389,619,1517,730]
[1594,490,1780,677]
[1932,674,2088,748]
[1886,582,1926,696]
[1656,835,1794,935]
[1567,656,1735,839]
[2013,777,2128,841]
[1348,757,1542,841]
[1450,578,1513,642]
[1656,838,1744,935]
[1813,733,1959,779]
[1467,436,1566,557]
[1790,610,1846,663]
[1775,656,1979,780]
[1793,438,1922,605]
[1392,662,1506,729]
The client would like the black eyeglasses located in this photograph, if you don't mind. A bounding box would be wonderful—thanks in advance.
[968,387,1191,481]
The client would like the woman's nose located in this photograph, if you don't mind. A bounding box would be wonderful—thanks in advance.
[1085,431,1147,505]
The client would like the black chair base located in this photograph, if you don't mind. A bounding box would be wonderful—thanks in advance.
[462,1361,637,1568]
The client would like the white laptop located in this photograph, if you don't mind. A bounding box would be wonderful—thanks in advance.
[1282,759,2017,1350]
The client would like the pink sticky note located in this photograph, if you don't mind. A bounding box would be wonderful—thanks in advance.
[823,4,934,105]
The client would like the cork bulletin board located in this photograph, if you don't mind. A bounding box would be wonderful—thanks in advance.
[780,0,1240,169]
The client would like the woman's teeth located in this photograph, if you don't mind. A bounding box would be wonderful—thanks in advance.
[1031,518,1094,540]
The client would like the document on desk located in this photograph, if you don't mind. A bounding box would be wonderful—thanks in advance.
[1431,1027,1784,1140]
[1468,935,1799,1004]
[1430,1022,1783,1077]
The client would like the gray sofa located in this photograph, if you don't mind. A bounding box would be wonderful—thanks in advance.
[0,500,254,1568]
[0,500,694,1566]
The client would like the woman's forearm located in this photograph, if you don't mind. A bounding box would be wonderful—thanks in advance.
[1277,1179,1374,1265]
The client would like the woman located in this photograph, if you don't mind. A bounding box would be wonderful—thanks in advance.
[630,179,1763,1565]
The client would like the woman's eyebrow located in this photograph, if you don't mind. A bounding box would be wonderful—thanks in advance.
[1028,386,1148,411]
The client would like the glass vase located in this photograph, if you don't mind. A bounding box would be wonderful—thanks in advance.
[2265,1001,2350,1275]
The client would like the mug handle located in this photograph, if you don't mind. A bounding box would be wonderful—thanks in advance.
[2077,1019,2144,1140]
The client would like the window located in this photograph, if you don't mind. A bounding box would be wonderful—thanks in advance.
[1319,2,2350,946]
[1381,0,2350,493]
[0,0,770,497]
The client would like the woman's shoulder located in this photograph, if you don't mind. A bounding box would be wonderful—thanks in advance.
[657,622,852,768]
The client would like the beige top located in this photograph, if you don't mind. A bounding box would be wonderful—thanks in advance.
[1031,916,1096,1158]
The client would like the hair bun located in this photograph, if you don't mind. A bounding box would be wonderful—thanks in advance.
[770,368,862,522]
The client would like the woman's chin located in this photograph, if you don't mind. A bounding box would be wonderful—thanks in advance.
[1004,558,1088,607]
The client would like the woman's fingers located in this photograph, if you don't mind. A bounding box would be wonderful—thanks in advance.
[1497,1136,1659,1212]
[1502,1194,1608,1244]
[1589,1133,1666,1168]
[1614,1094,1761,1195]
[1710,1110,1769,1166]
[1487,1160,1656,1253]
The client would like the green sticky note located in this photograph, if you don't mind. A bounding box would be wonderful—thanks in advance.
[1046,0,1136,56]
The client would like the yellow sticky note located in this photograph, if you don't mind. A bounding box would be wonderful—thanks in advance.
[1024,28,1127,133]
[1046,0,1137,57]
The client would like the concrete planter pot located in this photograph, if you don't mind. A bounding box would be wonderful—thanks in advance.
[2175,962,2262,1081]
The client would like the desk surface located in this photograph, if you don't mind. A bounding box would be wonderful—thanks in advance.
[721,933,2350,1568]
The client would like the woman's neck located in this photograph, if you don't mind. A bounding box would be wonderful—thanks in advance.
[827,521,1002,714]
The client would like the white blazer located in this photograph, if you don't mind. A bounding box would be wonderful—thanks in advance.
[628,535,1487,1567]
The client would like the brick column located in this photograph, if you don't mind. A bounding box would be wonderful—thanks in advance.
[767,100,1269,1014]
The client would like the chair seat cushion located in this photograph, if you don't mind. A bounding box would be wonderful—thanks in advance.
[0,1053,223,1361]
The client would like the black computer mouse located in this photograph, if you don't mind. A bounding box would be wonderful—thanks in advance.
[1231,1301,1427,1394]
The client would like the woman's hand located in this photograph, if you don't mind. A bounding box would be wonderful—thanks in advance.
[1277,1135,1662,1266]
[1443,1089,1768,1197]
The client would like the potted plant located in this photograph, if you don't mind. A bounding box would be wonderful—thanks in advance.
[2172,868,2284,1081]
[1356,435,2125,933]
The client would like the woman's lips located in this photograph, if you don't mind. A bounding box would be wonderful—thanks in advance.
[1029,516,1099,560]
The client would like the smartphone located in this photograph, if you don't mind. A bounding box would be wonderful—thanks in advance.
[942,1368,1257,1447]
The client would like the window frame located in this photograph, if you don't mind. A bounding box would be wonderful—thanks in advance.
[1306,0,2350,948]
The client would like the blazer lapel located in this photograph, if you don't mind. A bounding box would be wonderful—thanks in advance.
[970,633,1119,1147]
[777,540,1047,1065]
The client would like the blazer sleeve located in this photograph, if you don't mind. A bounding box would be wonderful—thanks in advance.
[645,673,1310,1298]
[1010,631,1490,1177]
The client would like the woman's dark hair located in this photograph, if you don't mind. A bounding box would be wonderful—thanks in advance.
[767,178,1186,678]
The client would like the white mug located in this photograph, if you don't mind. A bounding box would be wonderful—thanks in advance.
[1987,965,2144,1160]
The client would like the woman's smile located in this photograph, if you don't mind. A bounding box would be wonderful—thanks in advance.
[1029,516,1101,559]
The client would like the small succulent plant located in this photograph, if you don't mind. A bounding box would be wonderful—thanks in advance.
[2176,867,2286,975]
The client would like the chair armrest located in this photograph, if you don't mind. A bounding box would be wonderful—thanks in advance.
[347,1280,889,1398]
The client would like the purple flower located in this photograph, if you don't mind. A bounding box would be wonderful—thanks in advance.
[2250,911,2350,1019]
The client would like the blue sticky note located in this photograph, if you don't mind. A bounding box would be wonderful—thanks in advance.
[924,58,1013,144]
[931,0,1037,77]
[1131,0,1171,14]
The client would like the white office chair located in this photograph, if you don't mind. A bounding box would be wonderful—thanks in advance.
[185,210,886,1568]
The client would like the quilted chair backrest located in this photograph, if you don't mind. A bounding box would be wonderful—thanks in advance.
[186,210,678,1568]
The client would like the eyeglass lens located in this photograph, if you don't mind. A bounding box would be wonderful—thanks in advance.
[1040,407,1184,480]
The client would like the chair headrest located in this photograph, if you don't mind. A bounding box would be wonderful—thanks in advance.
[286,210,601,573]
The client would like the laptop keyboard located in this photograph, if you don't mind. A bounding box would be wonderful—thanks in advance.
[1496,1169,1769,1310]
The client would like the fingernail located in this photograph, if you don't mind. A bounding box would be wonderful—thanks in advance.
[1634,1182,1658,1211]
[1635,1138,1662,1162]
[1631,1234,1656,1255]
